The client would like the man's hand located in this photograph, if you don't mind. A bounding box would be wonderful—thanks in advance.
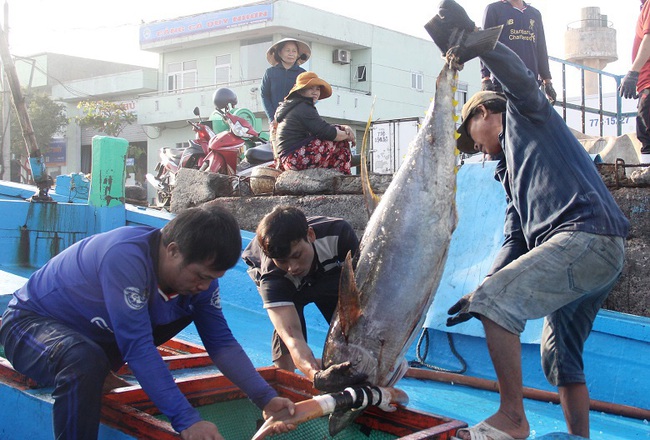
[424,0,476,55]
[262,396,295,421]
[180,420,224,440]
[313,361,368,393]
[543,81,557,105]
[261,397,296,435]
[619,71,640,99]
[446,294,474,327]
[481,78,496,91]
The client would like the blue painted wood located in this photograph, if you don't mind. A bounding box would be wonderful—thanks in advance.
[534,433,587,439]
[0,201,91,267]
[125,204,174,228]
[1,232,648,439]
[0,383,136,440]
[54,173,90,202]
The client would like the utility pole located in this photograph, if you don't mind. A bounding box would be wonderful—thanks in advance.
[1,1,10,181]
[0,5,52,201]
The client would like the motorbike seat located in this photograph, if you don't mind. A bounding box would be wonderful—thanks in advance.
[245,142,275,162]
[162,146,186,161]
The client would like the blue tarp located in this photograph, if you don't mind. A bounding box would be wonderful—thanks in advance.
[424,161,545,343]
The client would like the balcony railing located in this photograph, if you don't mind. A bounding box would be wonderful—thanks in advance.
[549,56,635,137]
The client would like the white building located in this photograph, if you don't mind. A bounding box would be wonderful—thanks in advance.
[137,0,481,198]
[10,0,482,196]
[13,53,157,179]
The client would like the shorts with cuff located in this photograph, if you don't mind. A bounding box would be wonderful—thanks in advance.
[468,231,625,386]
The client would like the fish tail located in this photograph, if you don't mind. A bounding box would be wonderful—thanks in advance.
[361,97,380,217]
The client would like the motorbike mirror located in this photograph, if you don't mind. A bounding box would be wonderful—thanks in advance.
[193,107,201,118]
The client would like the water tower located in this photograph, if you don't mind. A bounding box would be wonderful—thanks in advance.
[565,7,617,95]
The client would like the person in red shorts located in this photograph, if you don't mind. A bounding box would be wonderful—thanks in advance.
[620,0,650,155]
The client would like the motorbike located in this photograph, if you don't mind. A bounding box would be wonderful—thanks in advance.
[200,87,274,176]
[146,90,274,206]
[145,107,215,206]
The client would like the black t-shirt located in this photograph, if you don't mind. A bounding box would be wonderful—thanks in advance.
[242,217,359,308]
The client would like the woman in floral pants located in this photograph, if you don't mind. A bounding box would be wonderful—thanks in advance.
[274,71,355,174]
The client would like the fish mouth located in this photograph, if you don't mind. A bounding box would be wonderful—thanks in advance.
[325,343,378,386]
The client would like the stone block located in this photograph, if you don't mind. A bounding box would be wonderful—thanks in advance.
[171,168,234,213]
[275,169,343,195]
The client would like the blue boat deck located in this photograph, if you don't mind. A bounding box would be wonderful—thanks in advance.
[1,254,649,439]
[0,154,648,439]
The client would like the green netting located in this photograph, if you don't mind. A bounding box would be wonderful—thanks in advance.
[157,399,398,440]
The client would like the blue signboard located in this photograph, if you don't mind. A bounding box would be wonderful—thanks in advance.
[45,137,66,166]
[140,4,273,44]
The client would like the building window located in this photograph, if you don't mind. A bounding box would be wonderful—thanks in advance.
[240,38,272,80]
[356,65,367,82]
[456,82,469,109]
[411,72,423,91]
[167,60,197,91]
[215,54,231,85]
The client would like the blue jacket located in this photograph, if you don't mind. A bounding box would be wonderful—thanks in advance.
[7,226,277,433]
[261,63,305,121]
[482,43,630,275]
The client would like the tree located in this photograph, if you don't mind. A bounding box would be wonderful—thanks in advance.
[75,100,137,137]
[75,100,145,184]
[8,91,67,158]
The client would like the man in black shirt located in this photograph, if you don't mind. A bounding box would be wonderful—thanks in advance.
[242,206,365,391]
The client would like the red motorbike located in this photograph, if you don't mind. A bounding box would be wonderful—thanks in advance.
[200,88,274,176]
[145,107,215,206]
[146,90,274,206]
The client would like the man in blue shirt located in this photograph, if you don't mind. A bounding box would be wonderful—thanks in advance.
[0,205,294,440]
[427,1,629,439]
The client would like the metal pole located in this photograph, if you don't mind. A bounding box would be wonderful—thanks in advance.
[1,0,10,181]
[0,11,52,200]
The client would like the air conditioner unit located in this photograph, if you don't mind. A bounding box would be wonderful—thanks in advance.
[332,49,351,64]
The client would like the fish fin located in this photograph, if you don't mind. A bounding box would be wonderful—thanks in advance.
[338,252,362,340]
[361,97,380,218]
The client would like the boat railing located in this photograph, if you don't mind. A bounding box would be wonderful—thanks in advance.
[549,56,636,137]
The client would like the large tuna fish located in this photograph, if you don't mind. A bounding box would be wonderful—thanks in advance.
[322,62,459,435]
[321,20,502,433]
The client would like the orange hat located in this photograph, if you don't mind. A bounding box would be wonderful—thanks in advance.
[286,71,333,100]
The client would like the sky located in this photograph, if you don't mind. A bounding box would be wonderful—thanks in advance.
[1,0,640,75]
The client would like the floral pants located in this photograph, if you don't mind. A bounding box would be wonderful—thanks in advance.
[280,138,352,175]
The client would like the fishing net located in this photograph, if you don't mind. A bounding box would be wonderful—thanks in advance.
[157,398,397,440]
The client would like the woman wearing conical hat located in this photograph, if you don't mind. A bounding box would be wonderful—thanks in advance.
[261,38,311,123]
